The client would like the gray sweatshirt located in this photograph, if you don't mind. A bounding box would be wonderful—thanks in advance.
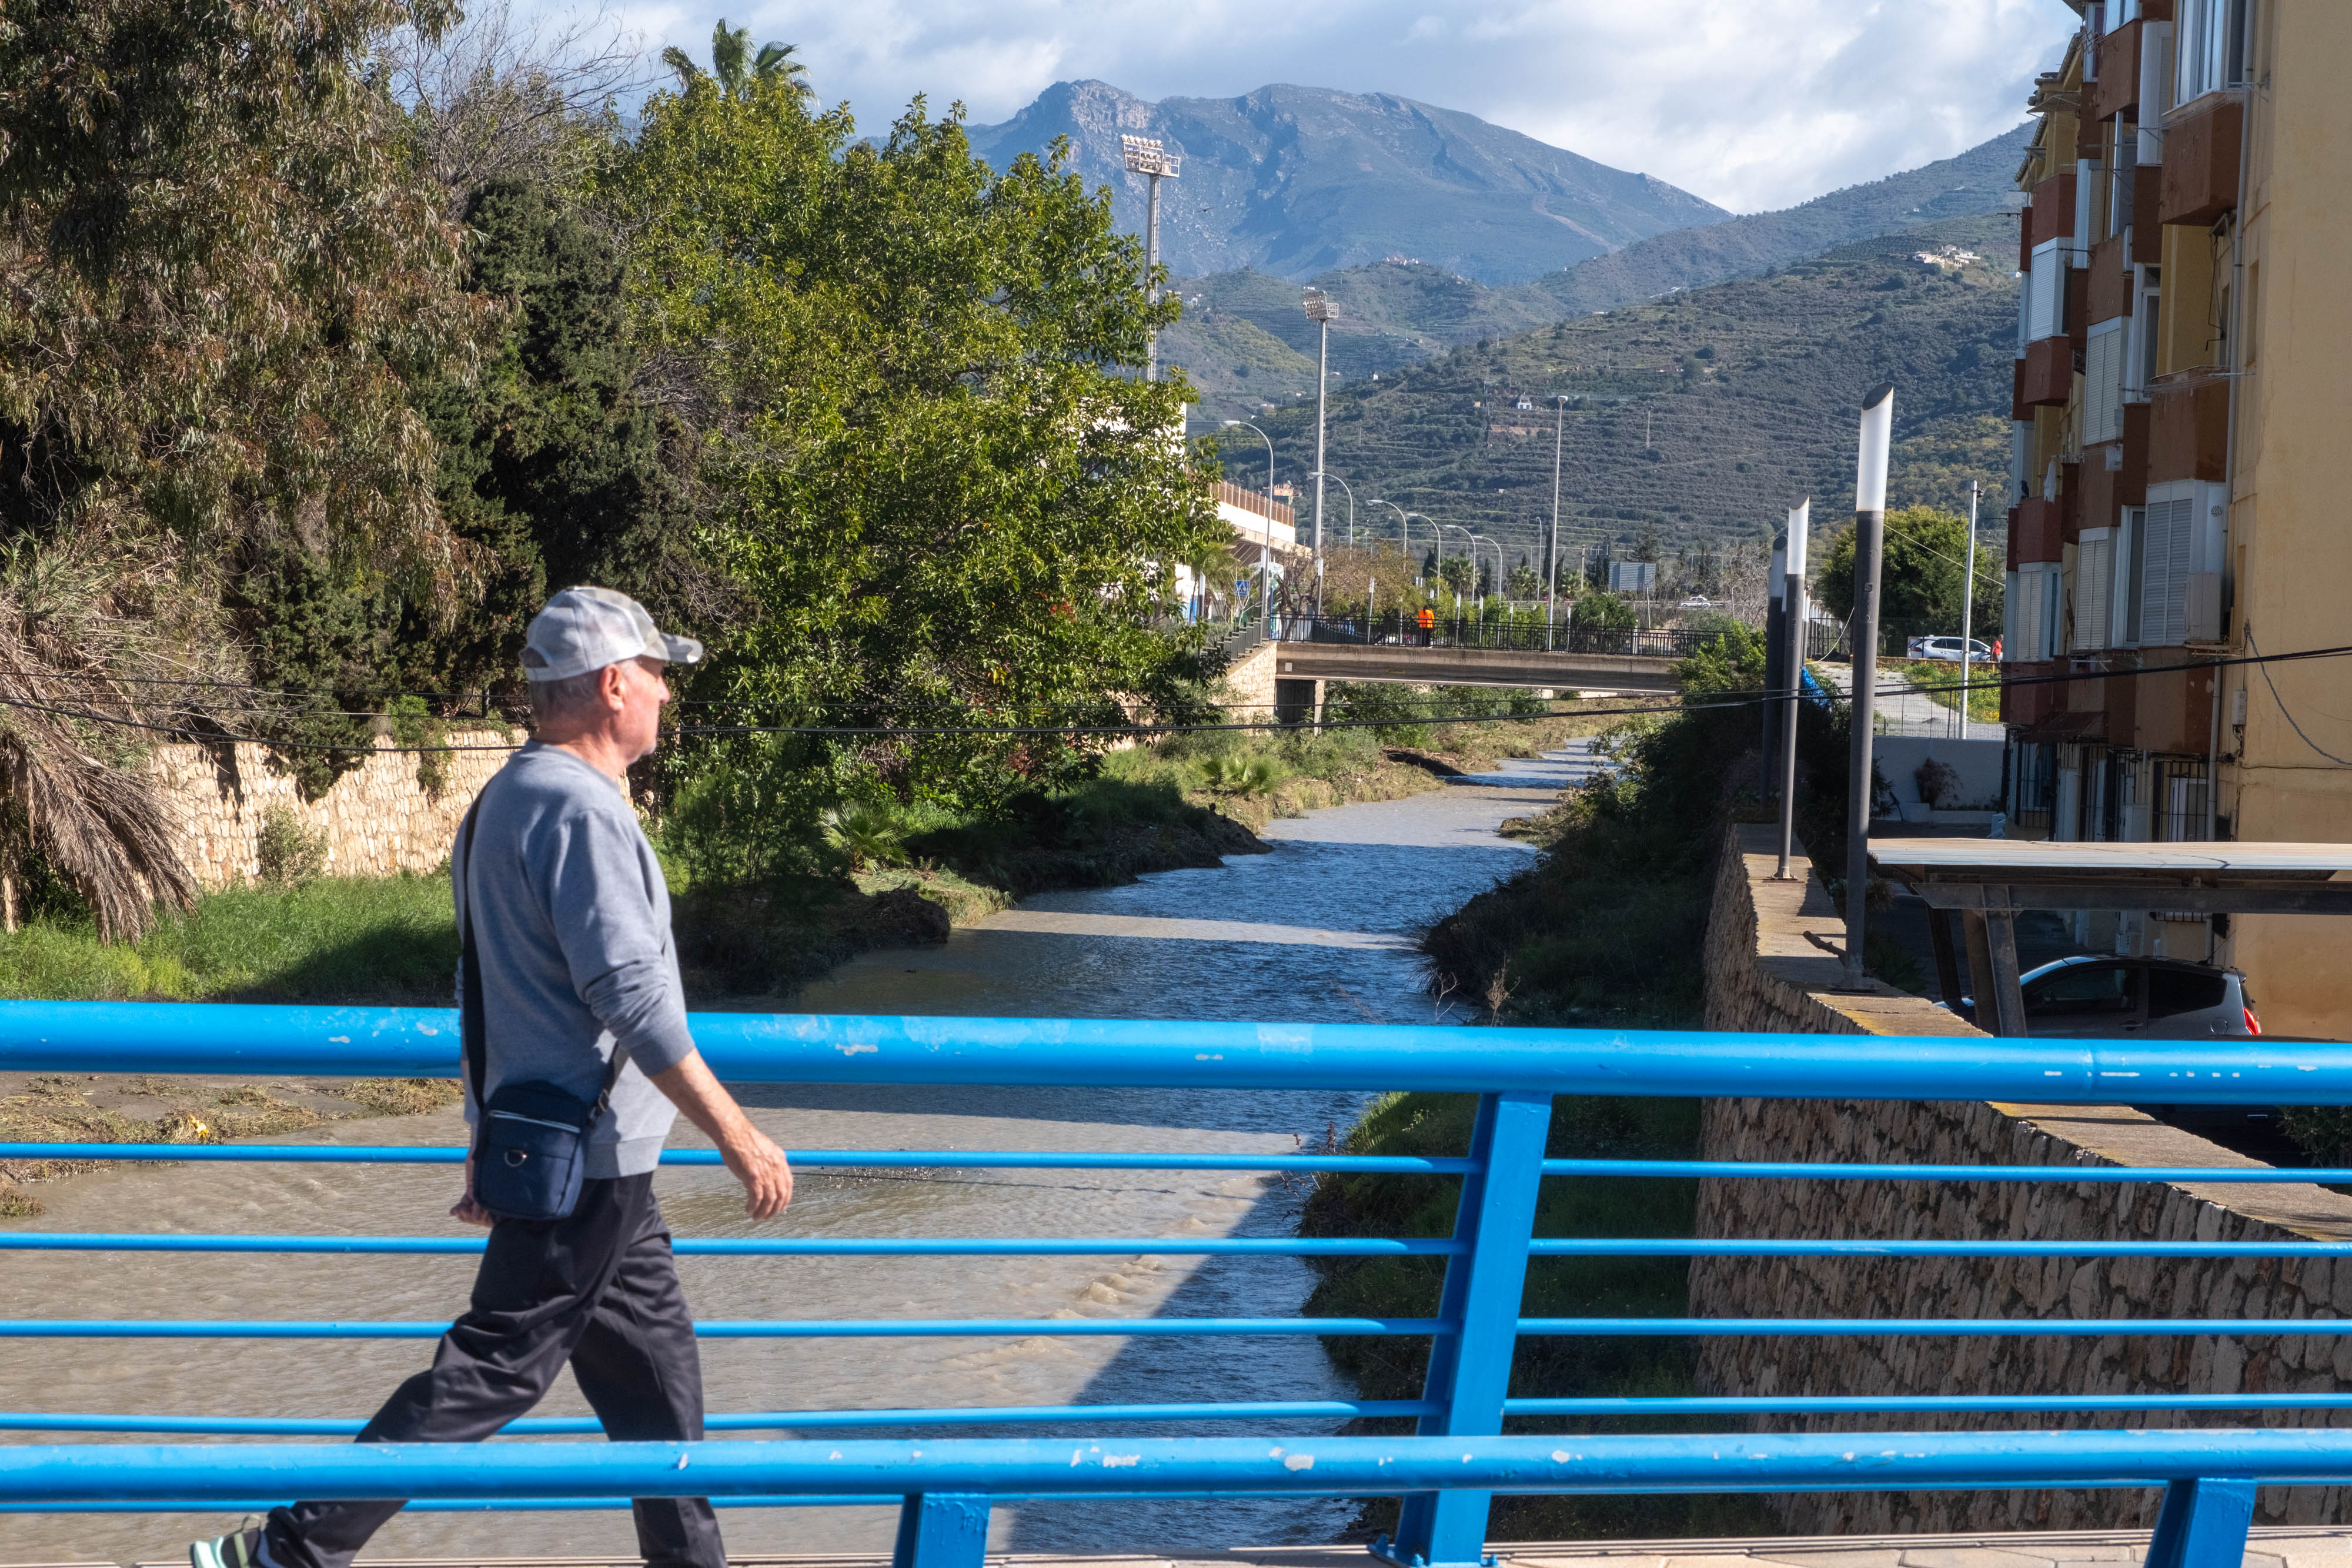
[453,742,693,1177]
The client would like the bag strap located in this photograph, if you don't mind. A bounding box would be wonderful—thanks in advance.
[457,795,488,1121]
[457,789,627,1129]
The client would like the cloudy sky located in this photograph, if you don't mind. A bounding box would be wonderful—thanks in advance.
[604,0,2076,213]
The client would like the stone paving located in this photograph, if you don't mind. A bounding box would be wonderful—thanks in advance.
[121,1534,2352,1568]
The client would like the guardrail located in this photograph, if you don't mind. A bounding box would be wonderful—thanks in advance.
[1272,613,1843,661]
[4,1004,2351,1568]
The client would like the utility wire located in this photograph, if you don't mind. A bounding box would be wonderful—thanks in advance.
[10,644,2351,753]
[2244,630,2352,767]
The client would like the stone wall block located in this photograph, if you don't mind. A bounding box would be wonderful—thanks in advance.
[1693,822,2352,1534]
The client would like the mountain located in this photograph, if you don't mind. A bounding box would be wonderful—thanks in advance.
[1162,123,2034,427]
[1214,213,2020,570]
[963,80,1729,286]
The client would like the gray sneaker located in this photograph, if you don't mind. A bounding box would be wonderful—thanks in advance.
[190,1527,268,1568]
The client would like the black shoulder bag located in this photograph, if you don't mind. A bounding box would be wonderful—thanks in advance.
[457,796,623,1223]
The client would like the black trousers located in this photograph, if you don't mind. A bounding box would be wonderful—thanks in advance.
[266,1174,726,1568]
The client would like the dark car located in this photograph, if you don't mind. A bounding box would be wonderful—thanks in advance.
[1960,955,2261,1038]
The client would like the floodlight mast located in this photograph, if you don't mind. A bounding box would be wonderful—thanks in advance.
[1122,135,1182,383]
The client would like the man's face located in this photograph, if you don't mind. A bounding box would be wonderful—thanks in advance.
[610,654,672,764]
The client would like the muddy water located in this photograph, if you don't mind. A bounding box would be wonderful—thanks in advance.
[0,765,1572,1566]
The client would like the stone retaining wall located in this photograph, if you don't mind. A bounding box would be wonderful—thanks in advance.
[148,733,512,888]
[1695,822,2352,1535]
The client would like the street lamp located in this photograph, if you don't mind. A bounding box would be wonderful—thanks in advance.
[1314,470,1354,547]
[1369,497,1409,557]
[1223,419,1275,627]
[1439,523,1476,617]
[1122,134,1181,384]
[1547,394,1568,650]
[1302,287,1337,557]
[1472,532,1506,615]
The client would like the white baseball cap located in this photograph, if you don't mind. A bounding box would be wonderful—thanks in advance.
[520,586,704,683]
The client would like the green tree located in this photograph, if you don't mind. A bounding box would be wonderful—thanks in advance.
[609,79,1217,877]
[1814,505,2002,637]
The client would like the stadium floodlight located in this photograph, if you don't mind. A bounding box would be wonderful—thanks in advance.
[1301,286,1337,323]
[1120,136,1182,381]
[1120,134,1182,177]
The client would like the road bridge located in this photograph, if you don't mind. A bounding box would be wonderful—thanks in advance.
[1259,640,1682,694]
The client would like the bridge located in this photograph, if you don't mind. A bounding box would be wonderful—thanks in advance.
[1,1004,2348,1568]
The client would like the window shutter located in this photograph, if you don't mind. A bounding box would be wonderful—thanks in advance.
[2074,535,2115,650]
[2084,322,2125,444]
[2140,493,2194,646]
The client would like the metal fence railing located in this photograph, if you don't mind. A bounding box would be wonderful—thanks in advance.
[5,1004,2352,1568]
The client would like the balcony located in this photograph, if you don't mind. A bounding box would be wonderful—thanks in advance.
[2149,370,2229,483]
[2017,336,2074,407]
[2012,499,2063,566]
[2089,19,2141,123]
[2027,170,2076,247]
[2160,95,2243,228]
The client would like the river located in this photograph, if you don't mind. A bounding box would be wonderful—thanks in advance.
[0,753,1584,1566]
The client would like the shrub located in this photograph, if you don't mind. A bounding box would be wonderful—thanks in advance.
[255,807,326,887]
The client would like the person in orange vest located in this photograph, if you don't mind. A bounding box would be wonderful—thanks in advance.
[1416,603,1435,646]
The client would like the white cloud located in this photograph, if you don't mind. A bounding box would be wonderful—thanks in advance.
[611,0,2074,212]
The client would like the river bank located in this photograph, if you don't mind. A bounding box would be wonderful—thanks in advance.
[0,764,1566,1566]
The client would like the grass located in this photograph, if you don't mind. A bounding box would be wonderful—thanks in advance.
[1301,1090,1779,1541]
[1899,658,1999,723]
[0,871,461,1004]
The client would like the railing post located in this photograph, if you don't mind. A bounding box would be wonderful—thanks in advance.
[1374,1089,1553,1568]
[2144,1476,2255,1568]
[893,1492,992,1568]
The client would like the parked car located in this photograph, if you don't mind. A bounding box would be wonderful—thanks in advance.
[1906,634,1993,661]
[1957,955,2262,1038]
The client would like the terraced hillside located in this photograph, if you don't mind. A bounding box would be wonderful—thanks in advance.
[1164,123,2030,428]
[1208,213,2019,570]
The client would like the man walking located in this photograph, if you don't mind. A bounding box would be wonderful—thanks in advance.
[193,586,792,1568]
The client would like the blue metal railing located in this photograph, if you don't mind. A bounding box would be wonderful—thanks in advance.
[3,1002,2351,1568]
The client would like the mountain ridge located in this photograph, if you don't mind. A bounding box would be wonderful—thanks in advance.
[963,79,1729,286]
[1161,121,2034,426]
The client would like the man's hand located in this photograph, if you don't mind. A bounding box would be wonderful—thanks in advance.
[451,1155,493,1228]
[717,1122,794,1221]
[649,1050,793,1220]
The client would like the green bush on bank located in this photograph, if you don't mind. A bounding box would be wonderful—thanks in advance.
[1301,1091,1776,1540]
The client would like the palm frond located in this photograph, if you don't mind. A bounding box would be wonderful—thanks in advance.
[710,20,750,94]
[660,44,703,89]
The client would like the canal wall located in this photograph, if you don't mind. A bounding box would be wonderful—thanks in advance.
[148,733,509,888]
[1693,821,2352,1535]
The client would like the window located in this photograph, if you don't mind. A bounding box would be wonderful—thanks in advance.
[2026,964,2140,1018]
[2084,319,2126,444]
[2139,488,2197,645]
[2027,240,2070,343]
[2117,507,2146,646]
[2074,529,2116,650]
[2127,270,2160,398]
[2016,563,2063,662]
[2175,0,2248,106]
[2147,965,2228,1019]
[2011,743,2056,832]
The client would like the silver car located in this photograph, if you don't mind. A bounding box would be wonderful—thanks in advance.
[1965,955,2263,1038]
[1906,634,1993,662]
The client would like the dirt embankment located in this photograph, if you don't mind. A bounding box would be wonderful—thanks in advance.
[0,1073,461,1216]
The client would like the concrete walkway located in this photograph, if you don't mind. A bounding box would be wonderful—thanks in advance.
[134,1530,2352,1568]
[1818,663,2000,741]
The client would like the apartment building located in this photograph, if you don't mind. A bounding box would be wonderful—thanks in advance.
[2002,0,2352,1034]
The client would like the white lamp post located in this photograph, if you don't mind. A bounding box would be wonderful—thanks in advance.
[1302,287,1337,558]
[1223,419,1275,628]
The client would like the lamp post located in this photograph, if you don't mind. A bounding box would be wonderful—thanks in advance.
[1223,419,1275,629]
[1958,479,1980,741]
[1843,385,1895,988]
[1303,288,1337,557]
[1548,394,1568,650]
[1315,471,1355,547]
[1121,135,1181,384]
[1776,498,1811,881]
